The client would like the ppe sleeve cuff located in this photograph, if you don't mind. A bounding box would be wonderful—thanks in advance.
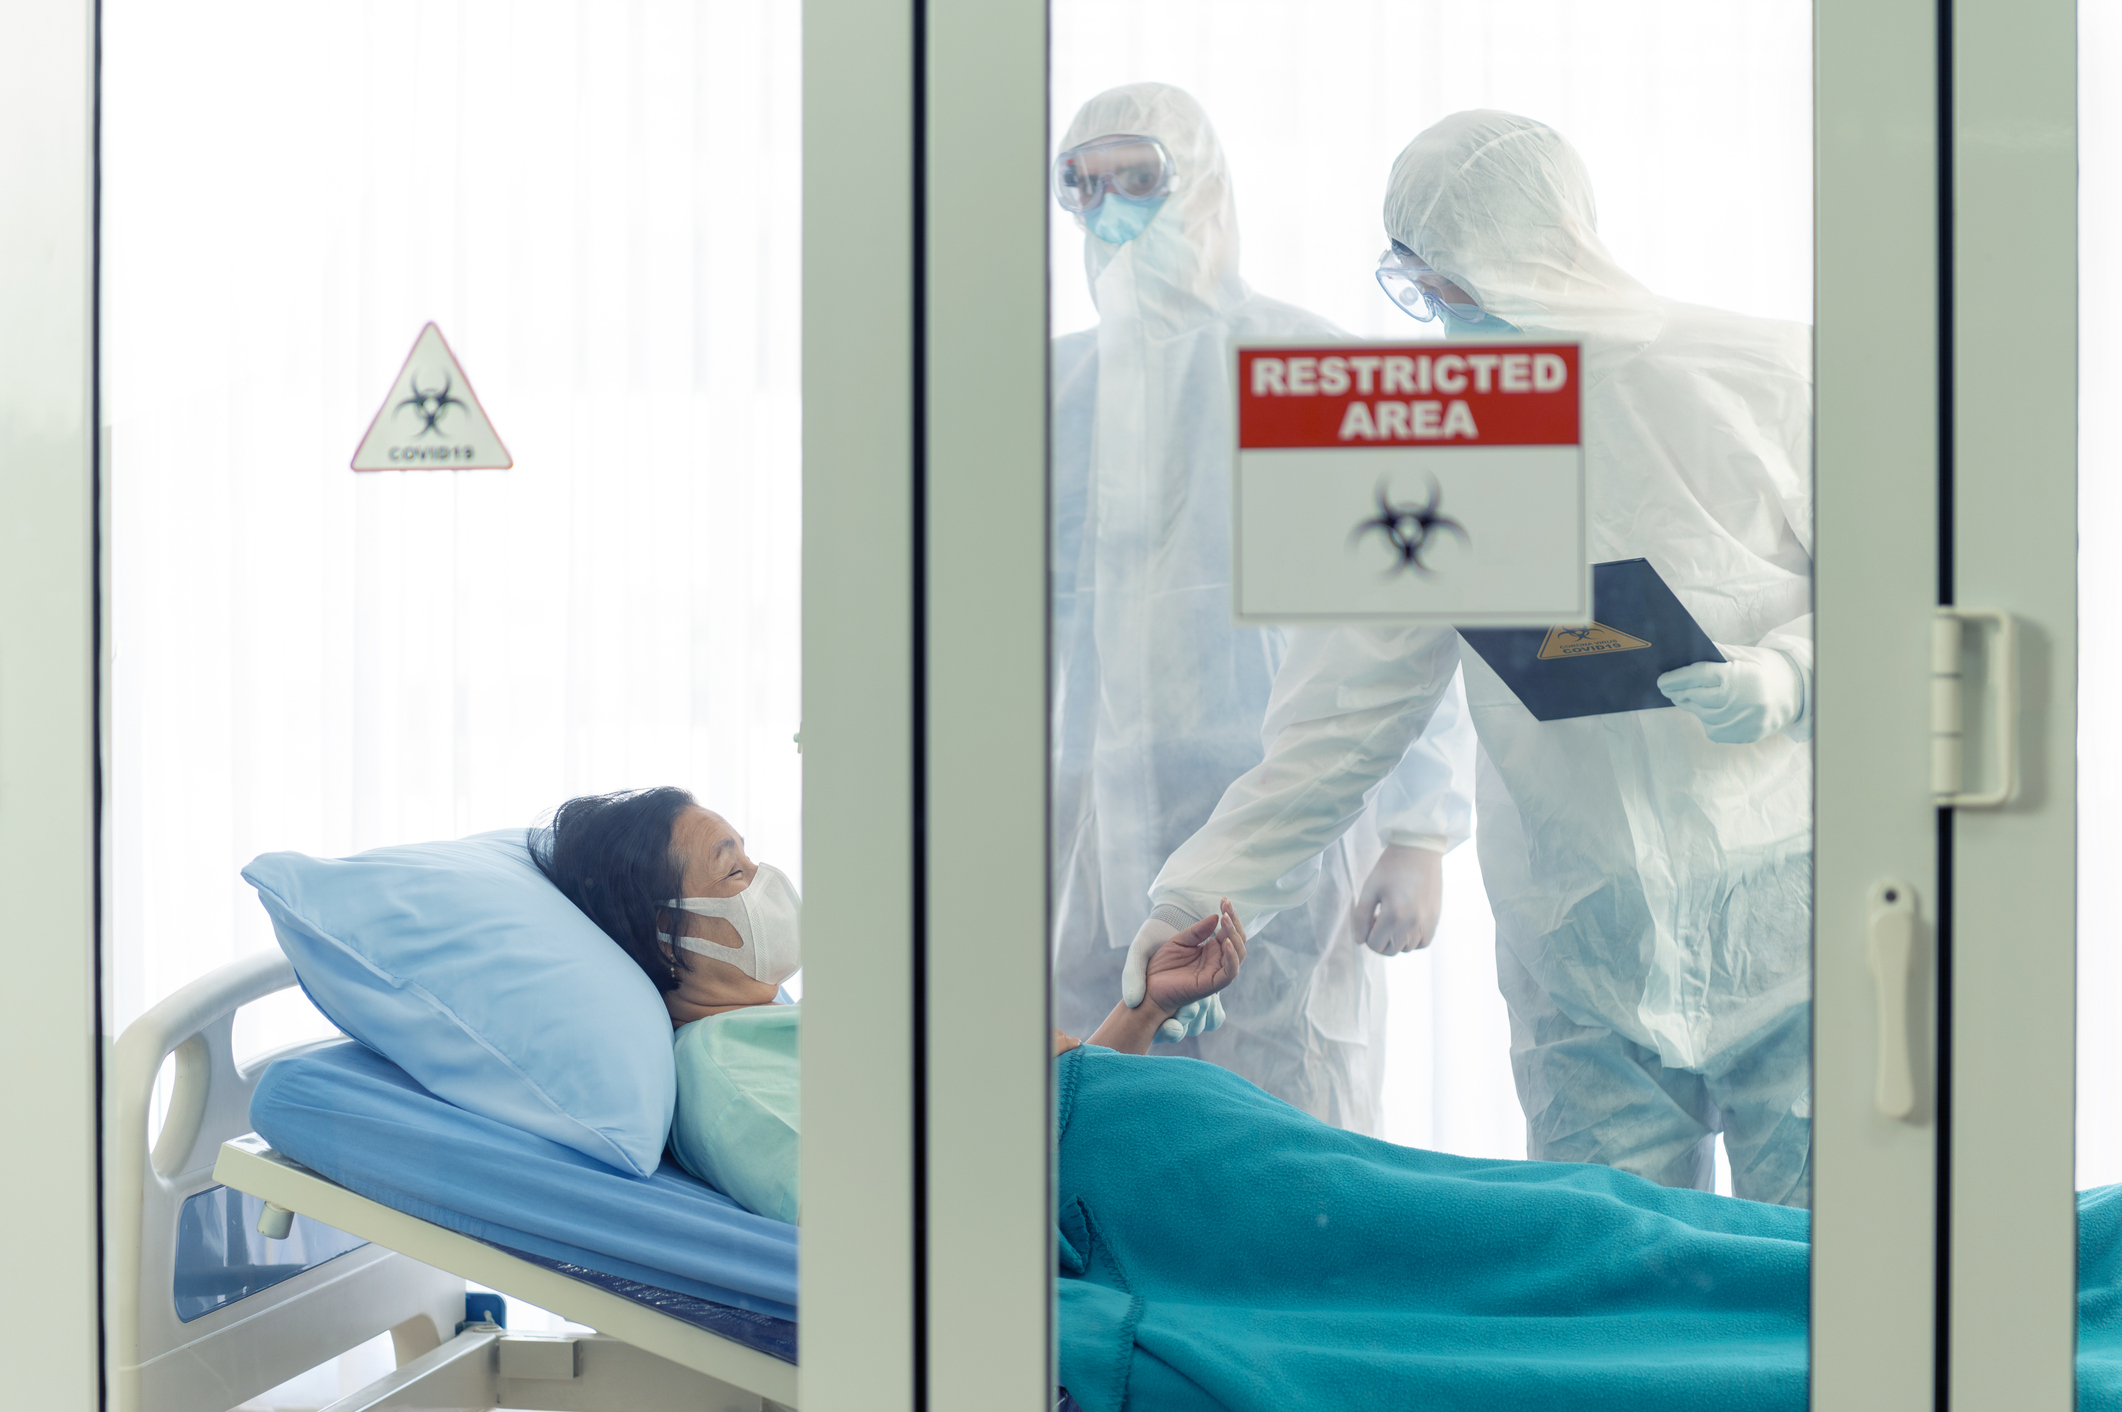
[1768,644,1813,744]
[1148,901,1202,929]
[1382,832,1451,853]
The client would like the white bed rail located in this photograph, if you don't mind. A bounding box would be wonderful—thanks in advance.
[106,952,463,1412]
[215,1136,801,1407]
[307,1326,793,1412]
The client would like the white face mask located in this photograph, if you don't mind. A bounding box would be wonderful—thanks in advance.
[656,862,803,986]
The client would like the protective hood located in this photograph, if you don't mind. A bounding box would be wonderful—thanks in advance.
[1061,82,1245,331]
[1154,111,1816,1085]
[1048,84,1479,1137]
[1383,110,1661,348]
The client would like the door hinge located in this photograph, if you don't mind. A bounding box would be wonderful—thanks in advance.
[1931,606,2017,807]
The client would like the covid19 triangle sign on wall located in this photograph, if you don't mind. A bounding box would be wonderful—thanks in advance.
[350,323,513,471]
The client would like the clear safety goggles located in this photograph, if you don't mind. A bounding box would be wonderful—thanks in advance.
[1053,134,1175,214]
[1375,244,1485,323]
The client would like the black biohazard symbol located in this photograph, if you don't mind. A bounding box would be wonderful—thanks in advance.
[1352,478,1469,575]
[396,372,468,439]
[1558,626,1597,642]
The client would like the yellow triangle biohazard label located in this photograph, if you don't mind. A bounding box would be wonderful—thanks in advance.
[351,323,512,471]
[1537,622,1651,659]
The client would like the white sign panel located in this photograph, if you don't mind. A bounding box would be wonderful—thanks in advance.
[1233,342,1584,625]
[351,322,512,471]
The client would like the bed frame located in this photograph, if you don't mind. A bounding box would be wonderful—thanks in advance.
[110,953,798,1411]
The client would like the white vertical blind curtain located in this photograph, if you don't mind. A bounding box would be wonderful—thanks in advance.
[102,0,803,1041]
[1051,0,1812,1160]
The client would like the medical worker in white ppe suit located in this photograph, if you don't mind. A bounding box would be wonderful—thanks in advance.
[1049,82,1479,1134]
[1134,111,1816,1205]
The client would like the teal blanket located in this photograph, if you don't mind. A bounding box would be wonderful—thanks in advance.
[1054,1044,2122,1411]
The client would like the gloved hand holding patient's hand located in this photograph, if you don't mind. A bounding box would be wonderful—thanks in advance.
[1354,843,1445,954]
[1140,900,1247,1018]
[1089,902,1247,1055]
[1656,644,1805,744]
[1123,905,1236,1043]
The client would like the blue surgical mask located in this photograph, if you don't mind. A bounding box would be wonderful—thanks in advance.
[1442,305,1522,337]
[1086,193,1166,245]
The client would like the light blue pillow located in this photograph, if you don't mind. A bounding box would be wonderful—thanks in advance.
[242,828,676,1178]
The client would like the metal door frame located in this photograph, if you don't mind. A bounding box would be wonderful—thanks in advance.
[1814,0,1948,1403]
[0,2,103,1408]
[800,0,1052,1407]
[802,0,2028,1405]
[1943,0,2078,1403]
[0,0,2076,1407]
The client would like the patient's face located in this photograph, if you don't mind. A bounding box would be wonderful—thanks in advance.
[658,806,781,1023]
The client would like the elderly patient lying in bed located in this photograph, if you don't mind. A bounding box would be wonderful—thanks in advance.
[530,786,1243,1224]
[535,784,1244,1050]
[533,785,2122,1412]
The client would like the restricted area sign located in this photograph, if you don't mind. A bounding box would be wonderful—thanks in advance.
[1232,342,1585,624]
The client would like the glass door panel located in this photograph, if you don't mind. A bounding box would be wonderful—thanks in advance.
[98,3,805,1404]
[1043,4,1835,1406]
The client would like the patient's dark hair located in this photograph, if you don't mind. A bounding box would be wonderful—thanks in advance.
[530,787,697,992]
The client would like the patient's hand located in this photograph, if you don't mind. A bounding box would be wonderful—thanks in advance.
[1083,901,1247,1055]
[1141,901,1246,1014]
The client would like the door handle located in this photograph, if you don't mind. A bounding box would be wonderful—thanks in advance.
[1932,607,2017,807]
[1867,880,1919,1120]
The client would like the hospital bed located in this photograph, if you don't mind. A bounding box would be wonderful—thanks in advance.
[111,952,800,1411]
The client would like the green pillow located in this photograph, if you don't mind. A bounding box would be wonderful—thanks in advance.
[671,1004,800,1225]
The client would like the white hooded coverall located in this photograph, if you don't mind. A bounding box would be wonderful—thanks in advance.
[1050,83,1477,1135]
[1150,112,1815,1204]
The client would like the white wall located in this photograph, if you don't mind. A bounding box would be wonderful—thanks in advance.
[1052,0,1812,340]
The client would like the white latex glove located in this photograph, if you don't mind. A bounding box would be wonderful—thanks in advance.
[1122,907,1227,1044]
[1353,843,1445,954]
[1656,644,1806,744]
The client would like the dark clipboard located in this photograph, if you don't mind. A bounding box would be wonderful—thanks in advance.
[1456,559,1723,721]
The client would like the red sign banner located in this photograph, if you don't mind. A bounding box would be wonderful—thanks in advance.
[1237,344,1579,449]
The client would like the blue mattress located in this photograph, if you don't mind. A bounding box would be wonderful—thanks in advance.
[250,1040,798,1361]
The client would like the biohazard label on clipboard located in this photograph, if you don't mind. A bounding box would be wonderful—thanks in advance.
[350,323,512,471]
[1537,622,1648,658]
[1232,342,1585,625]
